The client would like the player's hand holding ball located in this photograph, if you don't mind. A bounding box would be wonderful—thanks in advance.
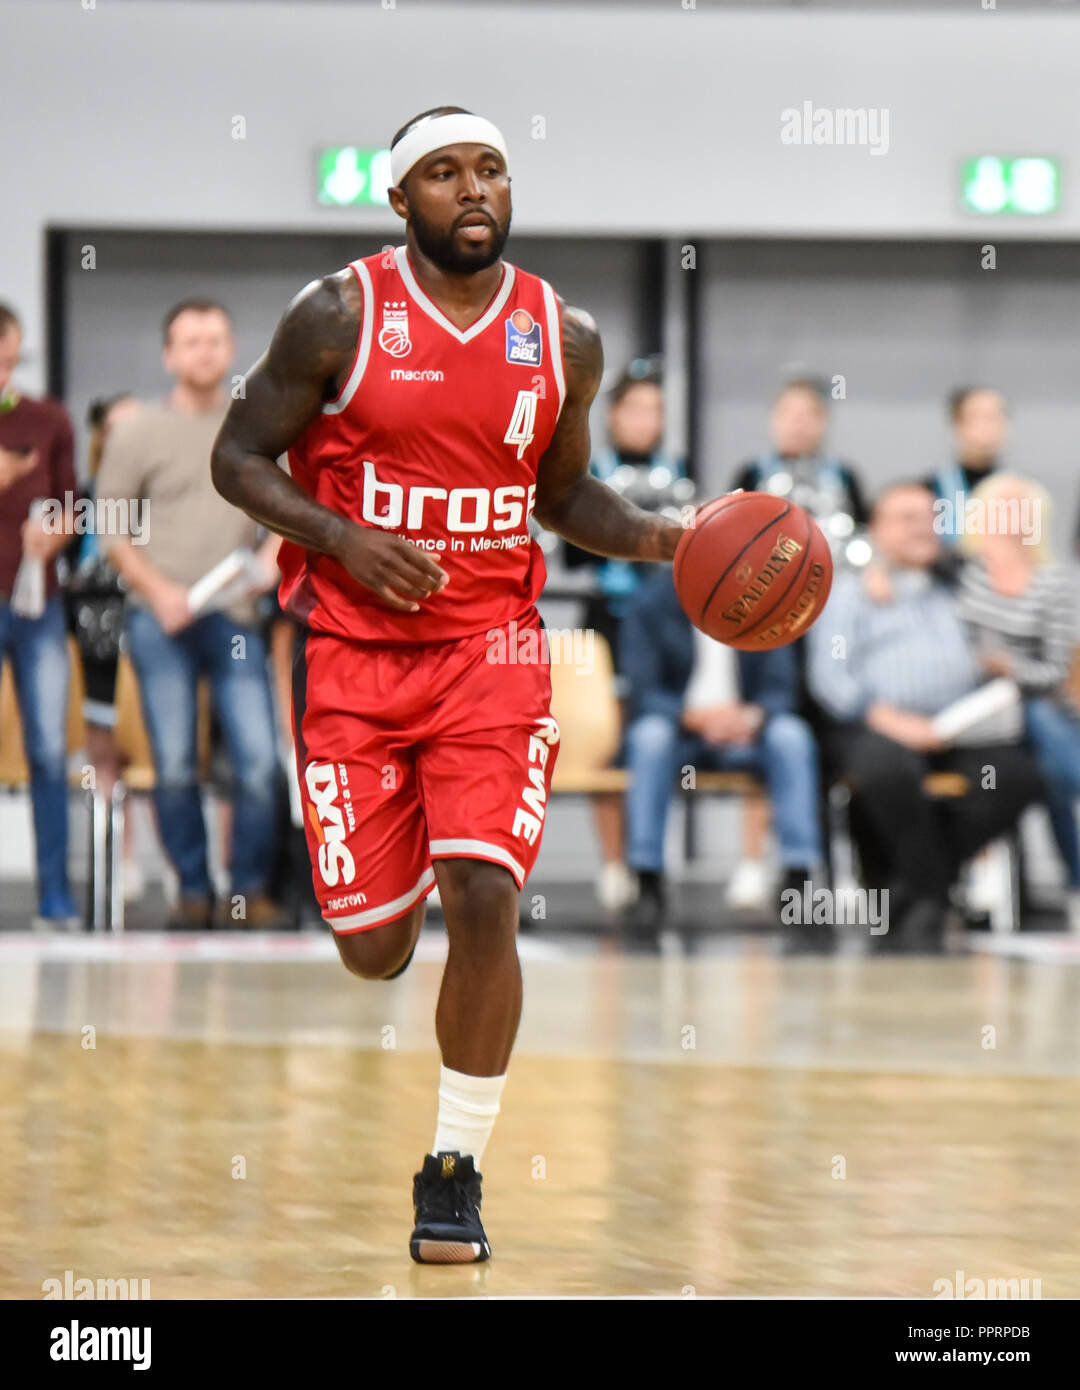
[333,519,449,613]
[673,491,833,649]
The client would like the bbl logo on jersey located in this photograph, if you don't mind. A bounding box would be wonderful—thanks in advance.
[378,300,411,358]
[505,308,543,367]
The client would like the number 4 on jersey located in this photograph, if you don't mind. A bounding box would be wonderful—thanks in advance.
[504,390,538,460]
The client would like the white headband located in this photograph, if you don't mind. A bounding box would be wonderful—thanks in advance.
[390,114,509,186]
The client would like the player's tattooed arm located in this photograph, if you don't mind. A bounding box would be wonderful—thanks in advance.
[532,303,681,563]
[211,273,447,612]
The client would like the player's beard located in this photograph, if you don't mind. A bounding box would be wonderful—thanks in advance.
[410,205,511,274]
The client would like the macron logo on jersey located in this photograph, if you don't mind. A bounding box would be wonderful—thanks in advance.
[362,460,536,533]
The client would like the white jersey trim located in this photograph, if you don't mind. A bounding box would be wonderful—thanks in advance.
[394,244,516,344]
[322,258,375,415]
[429,838,526,886]
[326,865,436,933]
[540,279,566,420]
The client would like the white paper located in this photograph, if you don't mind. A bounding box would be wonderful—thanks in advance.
[186,548,263,617]
[11,500,47,619]
[930,678,1021,743]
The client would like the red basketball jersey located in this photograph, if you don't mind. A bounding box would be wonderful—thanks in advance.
[278,245,567,643]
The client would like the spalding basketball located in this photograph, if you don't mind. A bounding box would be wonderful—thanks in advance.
[673,491,833,650]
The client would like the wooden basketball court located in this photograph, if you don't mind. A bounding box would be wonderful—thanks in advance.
[1,931,1077,1298]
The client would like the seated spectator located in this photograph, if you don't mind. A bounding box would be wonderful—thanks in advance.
[925,386,1007,549]
[955,473,1080,929]
[621,565,826,947]
[0,301,79,927]
[807,481,1043,950]
[96,299,283,930]
[563,358,690,913]
[729,374,869,904]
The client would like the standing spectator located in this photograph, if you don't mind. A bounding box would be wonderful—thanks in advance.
[925,387,1008,548]
[563,358,689,912]
[96,300,282,929]
[0,302,79,927]
[68,393,144,898]
[621,566,825,946]
[731,376,868,537]
[956,474,1080,929]
[807,481,1043,950]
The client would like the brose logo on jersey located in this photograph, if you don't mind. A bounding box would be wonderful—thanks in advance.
[361,459,536,533]
[305,762,356,886]
[505,308,543,366]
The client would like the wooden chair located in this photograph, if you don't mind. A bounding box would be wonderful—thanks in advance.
[0,637,87,788]
[547,630,762,864]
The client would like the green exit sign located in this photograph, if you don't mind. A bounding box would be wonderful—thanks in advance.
[961,157,1060,215]
[317,147,392,207]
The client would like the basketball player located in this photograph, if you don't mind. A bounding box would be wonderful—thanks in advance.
[211,107,682,1263]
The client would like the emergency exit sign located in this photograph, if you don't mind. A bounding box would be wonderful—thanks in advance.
[961,157,1060,215]
[317,147,392,206]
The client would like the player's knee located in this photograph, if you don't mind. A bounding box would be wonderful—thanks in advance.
[438,859,519,937]
[332,906,422,979]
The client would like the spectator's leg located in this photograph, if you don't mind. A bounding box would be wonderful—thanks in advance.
[941,742,1045,869]
[10,597,74,917]
[624,712,681,875]
[842,729,950,896]
[201,615,279,905]
[756,712,823,871]
[127,607,209,902]
[1024,698,1080,890]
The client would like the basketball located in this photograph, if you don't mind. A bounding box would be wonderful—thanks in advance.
[673,491,834,650]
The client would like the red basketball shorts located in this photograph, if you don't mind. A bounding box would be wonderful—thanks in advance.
[292,610,560,933]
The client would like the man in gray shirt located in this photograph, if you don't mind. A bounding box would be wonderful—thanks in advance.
[97,300,282,928]
[807,481,1042,949]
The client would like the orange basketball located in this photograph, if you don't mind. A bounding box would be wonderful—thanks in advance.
[673,491,833,650]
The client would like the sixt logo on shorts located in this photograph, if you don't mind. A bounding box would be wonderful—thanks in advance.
[305,762,357,887]
[505,308,542,366]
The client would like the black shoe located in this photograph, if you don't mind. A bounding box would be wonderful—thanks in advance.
[777,867,836,955]
[410,1151,491,1264]
[622,870,665,940]
[898,897,947,954]
[872,887,947,955]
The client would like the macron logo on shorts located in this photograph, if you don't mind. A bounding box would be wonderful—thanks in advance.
[305,762,357,887]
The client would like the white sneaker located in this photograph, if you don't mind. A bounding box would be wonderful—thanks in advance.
[726,859,770,910]
[965,846,1007,915]
[596,861,638,912]
[123,859,145,903]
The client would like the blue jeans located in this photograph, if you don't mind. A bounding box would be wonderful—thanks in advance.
[1025,697,1080,888]
[625,709,823,874]
[0,596,74,913]
[127,607,278,901]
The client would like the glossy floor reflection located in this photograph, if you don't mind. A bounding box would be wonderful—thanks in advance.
[1,933,1078,1298]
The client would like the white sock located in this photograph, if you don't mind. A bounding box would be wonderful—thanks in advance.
[432,1065,507,1165]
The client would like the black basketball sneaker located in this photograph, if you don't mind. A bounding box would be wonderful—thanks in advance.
[410,1151,491,1264]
